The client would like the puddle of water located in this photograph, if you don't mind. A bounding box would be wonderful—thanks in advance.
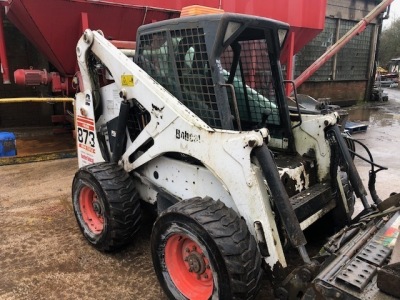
[346,104,400,127]
[369,113,400,127]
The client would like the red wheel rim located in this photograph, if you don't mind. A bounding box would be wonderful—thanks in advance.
[79,186,104,234]
[165,234,213,300]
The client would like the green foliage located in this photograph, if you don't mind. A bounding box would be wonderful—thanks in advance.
[380,18,400,67]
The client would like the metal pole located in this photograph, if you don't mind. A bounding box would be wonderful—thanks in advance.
[0,97,74,103]
[0,7,10,84]
[285,31,295,96]
[332,18,341,81]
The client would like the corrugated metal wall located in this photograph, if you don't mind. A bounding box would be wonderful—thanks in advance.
[296,18,373,81]
[296,18,336,81]
[336,20,372,80]
[296,0,378,104]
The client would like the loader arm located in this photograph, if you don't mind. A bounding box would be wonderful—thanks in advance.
[75,29,289,268]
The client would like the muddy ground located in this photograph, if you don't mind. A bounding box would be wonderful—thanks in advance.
[1,88,399,299]
[348,88,400,211]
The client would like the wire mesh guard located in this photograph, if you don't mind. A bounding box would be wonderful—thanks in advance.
[137,28,220,128]
[220,40,280,128]
[137,28,280,130]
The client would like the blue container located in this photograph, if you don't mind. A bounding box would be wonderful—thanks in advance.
[0,132,17,157]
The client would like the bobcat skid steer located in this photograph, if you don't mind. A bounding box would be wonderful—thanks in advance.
[71,12,400,300]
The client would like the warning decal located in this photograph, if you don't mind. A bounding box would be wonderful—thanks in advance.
[121,74,134,87]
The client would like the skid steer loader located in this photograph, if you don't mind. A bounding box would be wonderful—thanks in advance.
[71,11,400,299]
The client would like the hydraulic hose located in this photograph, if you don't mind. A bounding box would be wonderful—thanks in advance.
[328,125,372,208]
[254,145,305,244]
[350,138,387,206]
[254,144,310,263]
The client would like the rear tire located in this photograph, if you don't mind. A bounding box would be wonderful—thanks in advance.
[72,162,141,251]
[151,197,262,300]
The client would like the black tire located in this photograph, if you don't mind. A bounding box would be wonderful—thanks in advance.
[72,162,141,251]
[151,197,262,300]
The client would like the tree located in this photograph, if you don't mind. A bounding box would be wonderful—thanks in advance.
[379,18,400,67]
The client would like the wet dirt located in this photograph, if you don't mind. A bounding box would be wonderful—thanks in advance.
[0,88,399,299]
[346,88,400,213]
[0,159,167,300]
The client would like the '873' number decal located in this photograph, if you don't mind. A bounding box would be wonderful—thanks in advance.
[78,128,95,148]
[77,116,96,154]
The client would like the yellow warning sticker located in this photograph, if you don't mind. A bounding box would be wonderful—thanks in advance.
[121,74,134,86]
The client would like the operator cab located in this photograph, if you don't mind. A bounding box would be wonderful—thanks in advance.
[136,13,295,152]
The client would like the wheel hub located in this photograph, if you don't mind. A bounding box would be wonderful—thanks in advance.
[79,186,104,234]
[92,201,102,214]
[164,234,214,299]
[186,251,206,274]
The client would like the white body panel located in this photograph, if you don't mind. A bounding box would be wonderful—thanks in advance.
[292,113,338,181]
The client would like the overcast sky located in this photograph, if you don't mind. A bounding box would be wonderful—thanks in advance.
[383,1,400,28]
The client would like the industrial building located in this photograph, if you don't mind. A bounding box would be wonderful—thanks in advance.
[296,0,383,105]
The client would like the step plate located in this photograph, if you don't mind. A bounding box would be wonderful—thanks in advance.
[289,183,332,222]
[358,241,392,267]
[336,236,392,291]
[307,211,400,299]
[337,258,376,291]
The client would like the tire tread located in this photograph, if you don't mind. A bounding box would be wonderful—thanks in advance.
[73,162,141,251]
[165,197,262,300]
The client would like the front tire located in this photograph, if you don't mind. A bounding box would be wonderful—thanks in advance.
[72,162,141,251]
[151,197,262,300]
